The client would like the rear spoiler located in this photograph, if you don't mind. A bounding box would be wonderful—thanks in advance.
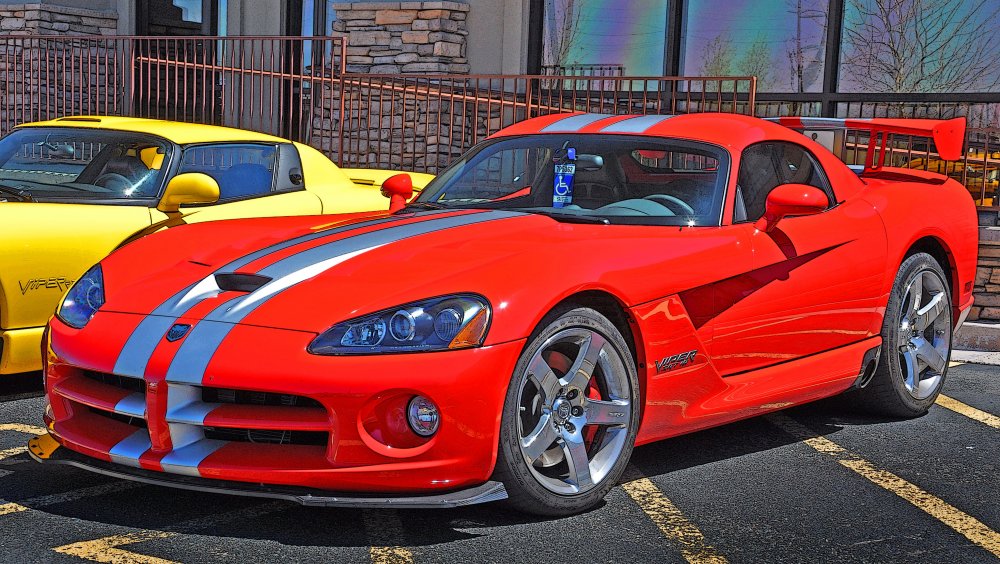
[766,116,967,171]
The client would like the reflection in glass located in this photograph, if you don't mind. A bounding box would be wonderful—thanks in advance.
[541,0,667,76]
[682,0,828,93]
[839,0,1000,93]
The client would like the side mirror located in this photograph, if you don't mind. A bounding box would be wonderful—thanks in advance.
[754,183,829,232]
[381,173,413,213]
[157,172,220,213]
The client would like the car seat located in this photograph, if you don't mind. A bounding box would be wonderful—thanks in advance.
[215,163,273,199]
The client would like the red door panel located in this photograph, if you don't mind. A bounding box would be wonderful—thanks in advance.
[708,198,888,375]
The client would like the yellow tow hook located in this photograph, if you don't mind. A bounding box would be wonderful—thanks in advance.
[27,433,60,460]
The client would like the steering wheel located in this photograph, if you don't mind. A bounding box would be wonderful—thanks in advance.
[94,172,135,194]
[644,194,696,215]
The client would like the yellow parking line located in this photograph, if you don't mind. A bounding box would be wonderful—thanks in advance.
[0,446,27,461]
[622,474,728,564]
[363,509,415,564]
[767,413,1000,558]
[937,395,1000,430]
[0,423,46,435]
[54,532,177,564]
[53,502,287,563]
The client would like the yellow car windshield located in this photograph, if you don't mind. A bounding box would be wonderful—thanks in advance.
[0,127,172,201]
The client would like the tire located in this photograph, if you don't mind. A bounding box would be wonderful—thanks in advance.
[493,306,640,516]
[855,252,952,417]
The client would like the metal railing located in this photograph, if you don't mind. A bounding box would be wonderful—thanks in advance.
[0,35,755,175]
[4,34,998,207]
[0,35,345,143]
[334,74,756,172]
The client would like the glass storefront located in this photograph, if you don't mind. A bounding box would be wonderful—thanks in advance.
[541,0,667,76]
[682,0,827,92]
[537,0,1000,94]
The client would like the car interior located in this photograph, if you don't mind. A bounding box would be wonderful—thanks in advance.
[433,135,726,223]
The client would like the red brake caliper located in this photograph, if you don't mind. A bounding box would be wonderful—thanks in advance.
[584,380,601,447]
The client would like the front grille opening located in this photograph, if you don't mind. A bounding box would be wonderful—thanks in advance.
[201,387,322,409]
[89,406,148,428]
[203,427,328,446]
[83,371,145,395]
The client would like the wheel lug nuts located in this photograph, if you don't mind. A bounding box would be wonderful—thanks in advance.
[564,423,575,432]
[566,389,579,400]
[571,406,583,417]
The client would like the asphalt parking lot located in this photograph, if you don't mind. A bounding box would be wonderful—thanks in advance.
[1,362,997,563]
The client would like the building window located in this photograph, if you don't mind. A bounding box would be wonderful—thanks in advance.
[300,0,336,36]
[541,0,668,76]
[137,0,224,35]
[681,0,828,93]
[839,0,1000,93]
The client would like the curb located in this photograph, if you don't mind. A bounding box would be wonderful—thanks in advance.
[954,321,1000,353]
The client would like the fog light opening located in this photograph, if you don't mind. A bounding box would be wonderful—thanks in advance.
[407,395,440,437]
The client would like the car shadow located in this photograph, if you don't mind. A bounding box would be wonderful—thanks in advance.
[0,370,43,401]
[3,395,916,549]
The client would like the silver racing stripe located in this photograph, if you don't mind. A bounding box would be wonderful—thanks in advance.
[599,114,674,133]
[159,439,225,477]
[108,429,151,468]
[164,210,520,384]
[540,113,612,132]
[112,212,450,378]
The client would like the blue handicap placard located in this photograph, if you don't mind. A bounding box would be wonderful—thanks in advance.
[552,148,577,208]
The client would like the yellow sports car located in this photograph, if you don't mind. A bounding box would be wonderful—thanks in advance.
[0,116,432,374]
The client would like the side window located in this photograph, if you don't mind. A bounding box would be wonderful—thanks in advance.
[178,144,277,201]
[736,142,834,222]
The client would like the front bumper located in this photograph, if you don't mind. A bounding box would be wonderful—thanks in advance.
[45,311,526,496]
[28,433,507,508]
[1,326,45,374]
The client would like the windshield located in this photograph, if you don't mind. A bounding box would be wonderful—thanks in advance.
[415,134,730,226]
[0,127,172,201]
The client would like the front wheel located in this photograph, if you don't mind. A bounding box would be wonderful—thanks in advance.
[493,307,640,516]
[855,252,952,417]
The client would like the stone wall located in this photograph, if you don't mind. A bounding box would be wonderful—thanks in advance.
[970,224,1000,322]
[0,5,120,133]
[331,1,470,74]
[0,3,117,35]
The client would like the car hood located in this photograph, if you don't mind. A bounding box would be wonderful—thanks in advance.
[99,209,752,342]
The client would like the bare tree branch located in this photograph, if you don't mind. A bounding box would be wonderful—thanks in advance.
[842,0,1000,92]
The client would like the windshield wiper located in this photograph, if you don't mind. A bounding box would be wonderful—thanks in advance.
[396,201,448,213]
[518,209,610,224]
[0,184,32,202]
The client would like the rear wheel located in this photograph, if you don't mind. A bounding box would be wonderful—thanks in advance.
[494,307,639,516]
[856,253,952,417]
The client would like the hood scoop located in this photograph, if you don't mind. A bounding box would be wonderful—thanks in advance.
[214,273,272,293]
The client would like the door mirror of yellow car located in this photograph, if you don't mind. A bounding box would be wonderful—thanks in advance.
[157,172,221,213]
[754,183,829,232]
[381,173,414,213]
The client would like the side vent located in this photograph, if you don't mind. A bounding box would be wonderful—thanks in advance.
[214,273,272,293]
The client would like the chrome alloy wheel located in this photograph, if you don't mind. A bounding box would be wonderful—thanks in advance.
[515,328,632,495]
[897,269,951,400]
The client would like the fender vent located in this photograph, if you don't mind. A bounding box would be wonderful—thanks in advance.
[214,273,272,293]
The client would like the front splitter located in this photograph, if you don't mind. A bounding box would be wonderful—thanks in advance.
[28,434,507,509]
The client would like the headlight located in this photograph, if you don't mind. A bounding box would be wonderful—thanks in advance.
[308,294,490,355]
[56,265,104,329]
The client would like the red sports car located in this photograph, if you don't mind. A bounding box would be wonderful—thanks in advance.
[31,113,977,515]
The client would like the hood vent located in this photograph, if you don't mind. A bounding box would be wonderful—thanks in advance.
[214,273,272,293]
